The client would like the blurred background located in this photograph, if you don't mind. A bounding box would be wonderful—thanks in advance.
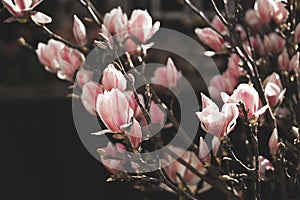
[0,0,254,199]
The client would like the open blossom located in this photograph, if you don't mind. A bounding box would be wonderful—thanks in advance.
[263,73,285,107]
[196,93,239,137]
[269,128,279,156]
[128,9,160,44]
[102,6,128,43]
[76,69,93,88]
[36,39,65,73]
[36,39,84,81]
[221,83,268,119]
[258,156,274,181]
[195,27,225,51]
[57,46,85,81]
[96,88,133,133]
[81,81,103,115]
[163,145,206,185]
[151,58,182,88]
[2,0,52,24]
[101,64,127,92]
[98,142,126,174]
[264,32,285,54]
[73,15,87,46]
[254,0,276,23]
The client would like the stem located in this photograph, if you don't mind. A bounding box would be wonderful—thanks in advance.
[249,122,261,200]
[80,0,103,26]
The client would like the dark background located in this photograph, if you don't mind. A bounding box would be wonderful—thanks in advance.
[0,0,254,199]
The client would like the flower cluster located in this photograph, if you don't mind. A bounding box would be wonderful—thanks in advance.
[2,0,300,199]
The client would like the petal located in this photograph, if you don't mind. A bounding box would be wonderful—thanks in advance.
[31,11,52,24]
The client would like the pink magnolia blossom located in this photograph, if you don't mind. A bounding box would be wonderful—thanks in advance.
[196,93,239,137]
[96,88,133,133]
[254,0,278,23]
[57,46,85,81]
[278,50,290,71]
[151,58,182,88]
[208,73,237,101]
[128,9,160,44]
[101,64,127,92]
[273,1,289,23]
[98,142,126,174]
[263,73,285,107]
[76,69,93,88]
[122,118,142,149]
[294,23,300,43]
[195,27,225,51]
[163,145,206,185]
[227,54,242,78]
[199,137,211,163]
[245,9,263,29]
[2,0,51,23]
[149,101,166,127]
[264,32,285,54]
[258,156,274,181]
[102,6,128,43]
[36,39,65,73]
[73,15,87,46]
[126,91,145,121]
[251,35,266,56]
[278,51,300,71]
[212,136,221,157]
[81,81,103,115]
[268,128,279,156]
[221,83,268,119]
[211,15,228,34]
[289,53,300,71]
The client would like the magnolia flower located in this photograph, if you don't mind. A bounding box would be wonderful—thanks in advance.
[102,6,128,43]
[36,39,65,73]
[221,83,268,119]
[151,58,182,88]
[295,23,300,43]
[269,128,279,156]
[254,0,277,23]
[96,88,133,133]
[126,91,145,121]
[263,73,285,107]
[81,81,103,115]
[273,1,289,23]
[212,136,221,157]
[163,145,206,185]
[73,15,87,46]
[128,9,160,44]
[264,32,285,54]
[2,0,51,24]
[101,64,127,92]
[245,9,263,29]
[195,27,225,51]
[251,35,266,56]
[278,51,300,71]
[76,69,93,88]
[98,142,126,174]
[258,156,274,181]
[211,15,228,35]
[123,118,142,149]
[208,73,237,101]
[57,46,85,81]
[36,39,84,81]
[199,137,211,164]
[196,93,239,137]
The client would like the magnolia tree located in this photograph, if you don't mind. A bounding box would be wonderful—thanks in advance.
[2,0,300,199]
